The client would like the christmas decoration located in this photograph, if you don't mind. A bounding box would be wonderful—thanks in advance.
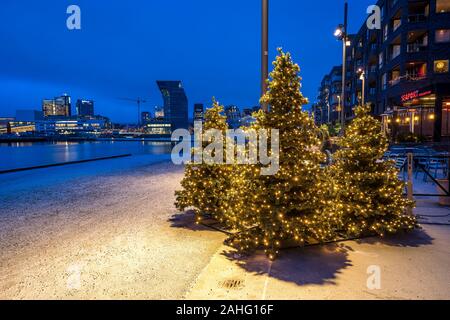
[175,99,234,224]
[229,49,339,259]
[332,104,417,237]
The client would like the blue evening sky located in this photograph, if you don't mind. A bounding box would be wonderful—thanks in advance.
[0,0,374,123]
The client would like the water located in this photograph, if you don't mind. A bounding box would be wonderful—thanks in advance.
[0,140,173,171]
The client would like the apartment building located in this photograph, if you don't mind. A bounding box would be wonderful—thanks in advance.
[320,0,450,141]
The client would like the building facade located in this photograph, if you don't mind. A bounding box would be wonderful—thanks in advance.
[156,81,189,132]
[193,103,204,122]
[314,66,345,126]
[319,0,450,141]
[224,105,241,129]
[141,111,151,125]
[76,99,94,117]
[42,94,71,117]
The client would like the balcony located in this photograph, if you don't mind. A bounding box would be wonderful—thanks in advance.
[407,43,428,53]
[408,14,427,23]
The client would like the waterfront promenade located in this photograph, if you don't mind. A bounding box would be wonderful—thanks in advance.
[0,158,449,299]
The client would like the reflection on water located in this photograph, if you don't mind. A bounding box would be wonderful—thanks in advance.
[0,141,172,171]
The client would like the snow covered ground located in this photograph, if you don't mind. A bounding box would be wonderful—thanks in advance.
[0,156,448,299]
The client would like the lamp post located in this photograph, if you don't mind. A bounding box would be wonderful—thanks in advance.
[357,67,366,106]
[261,0,269,112]
[334,1,348,133]
[337,95,341,123]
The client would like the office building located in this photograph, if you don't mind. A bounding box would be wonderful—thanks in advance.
[141,111,151,125]
[76,99,94,117]
[42,94,71,117]
[154,106,164,120]
[194,103,204,122]
[156,81,189,132]
[225,105,241,129]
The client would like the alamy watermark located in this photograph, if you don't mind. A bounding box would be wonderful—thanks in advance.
[66,5,81,30]
[171,121,280,176]
[366,265,381,290]
[367,5,381,30]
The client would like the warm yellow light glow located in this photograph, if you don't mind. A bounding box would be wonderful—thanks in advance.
[429,114,435,120]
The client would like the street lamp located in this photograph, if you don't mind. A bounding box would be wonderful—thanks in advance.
[357,67,366,106]
[337,95,342,123]
[334,2,348,134]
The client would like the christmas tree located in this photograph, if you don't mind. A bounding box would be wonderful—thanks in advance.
[230,49,338,259]
[175,99,234,224]
[332,104,417,237]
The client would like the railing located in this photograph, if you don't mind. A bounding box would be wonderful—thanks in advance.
[385,152,450,199]
[407,43,427,53]
[408,14,427,23]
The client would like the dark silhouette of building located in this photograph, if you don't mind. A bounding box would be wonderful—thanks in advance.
[42,94,71,117]
[225,105,241,129]
[141,111,151,125]
[156,81,188,131]
[76,99,94,117]
[194,103,204,122]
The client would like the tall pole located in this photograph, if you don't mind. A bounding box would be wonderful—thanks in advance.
[261,0,269,112]
[340,2,348,133]
[361,74,365,106]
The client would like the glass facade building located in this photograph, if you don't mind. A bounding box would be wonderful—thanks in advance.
[76,99,95,117]
[42,94,71,117]
[156,81,188,131]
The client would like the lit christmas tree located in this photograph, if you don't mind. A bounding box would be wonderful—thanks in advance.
[175,99,234,223]
[332,104,417,237]
[230,49,339,259]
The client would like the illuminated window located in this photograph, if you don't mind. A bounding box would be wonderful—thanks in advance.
[436,0,450,13]
[434,60,449,73]
[435,29,450,43]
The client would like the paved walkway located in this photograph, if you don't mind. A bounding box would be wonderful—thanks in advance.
[187,199,450,300]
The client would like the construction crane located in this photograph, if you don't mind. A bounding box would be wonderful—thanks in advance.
[117,97,147,126]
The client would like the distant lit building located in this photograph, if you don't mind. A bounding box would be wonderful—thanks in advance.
[154,106,164,120]
[143,121,172,135]
[141,111,151,125]
[42,94,71,117]
[157,80,189,131]
[76,99,94,117]
[194,103,204,122]
[34,117,110,135]
[225,105,241,129]
[0,117,36,134]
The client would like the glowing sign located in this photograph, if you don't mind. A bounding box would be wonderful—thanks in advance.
[401,90,432,102]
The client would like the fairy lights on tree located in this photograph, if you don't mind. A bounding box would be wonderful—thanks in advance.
[332,104,417,237]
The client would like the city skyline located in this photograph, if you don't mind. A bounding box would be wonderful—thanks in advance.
[0,0,374,123]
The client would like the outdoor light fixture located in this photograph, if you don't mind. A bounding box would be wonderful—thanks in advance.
[334,24,344,39]
[356,68,366,105]
[429,114,435,120]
